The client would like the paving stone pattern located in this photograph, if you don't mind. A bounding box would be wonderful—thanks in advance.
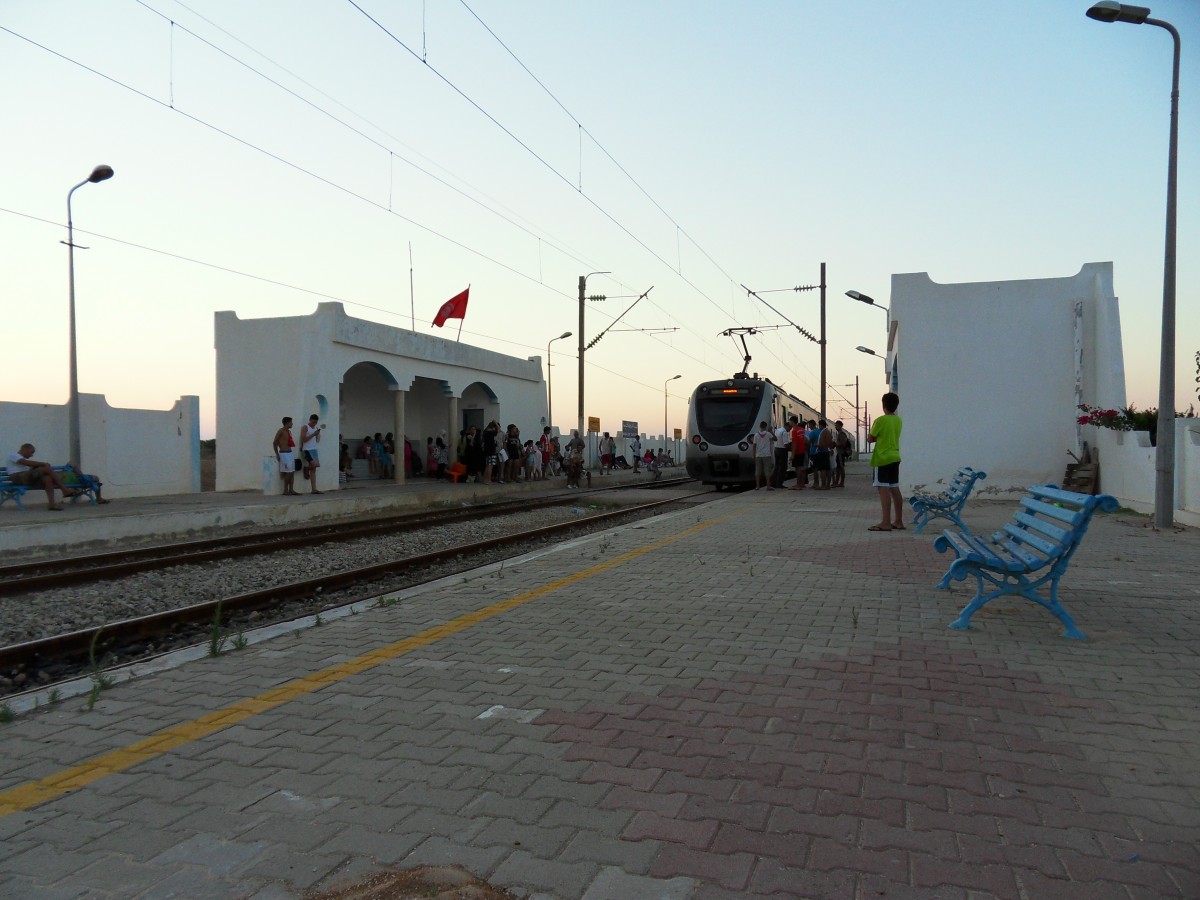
[0,471,1197,899]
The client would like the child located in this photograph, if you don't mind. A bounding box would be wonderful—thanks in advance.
[866,392,904,531]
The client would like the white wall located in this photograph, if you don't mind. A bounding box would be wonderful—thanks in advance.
[216,303,547,491]
[890,262,1125,493]
[0,394,200,498]
[1091,420,1200,526]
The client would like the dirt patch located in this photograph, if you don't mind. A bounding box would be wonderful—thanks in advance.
[307,865,518,900]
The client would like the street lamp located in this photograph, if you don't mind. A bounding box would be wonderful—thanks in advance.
[546,331,571,430]
[1086,1,1181,528]
[66,164,115,469]
[856,346,880,357]
[845,290,887,311]
[663,374,681,455]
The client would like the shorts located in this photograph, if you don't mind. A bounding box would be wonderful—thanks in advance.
[7,468,40,485]
[278,451,295,474]
[792,452,807,470]
[304,449,319,467]
[811,451,830,472]
[754,456,774,477]
[873,462,901,488]
[601,453,613,465]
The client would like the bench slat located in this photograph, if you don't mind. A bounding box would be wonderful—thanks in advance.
[1011,511,1073,547]
[1020,496,1086,528]
[1000,522,1062,557]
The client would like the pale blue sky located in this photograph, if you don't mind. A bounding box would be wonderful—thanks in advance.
[2,0,1196,439]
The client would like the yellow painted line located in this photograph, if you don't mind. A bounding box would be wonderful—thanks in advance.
[0,517,722,816]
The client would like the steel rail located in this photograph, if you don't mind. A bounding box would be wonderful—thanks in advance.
[0,477,693,595]
[0,491,707,674]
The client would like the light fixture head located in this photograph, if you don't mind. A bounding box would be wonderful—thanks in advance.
[1086,1,1151,24]
[846,290,877,306]
[856,346,878,356]
[671,374,681,381]
[558,331,572,339]
[88,165,115,183]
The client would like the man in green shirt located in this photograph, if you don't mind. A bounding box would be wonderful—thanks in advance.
[866,392,903,531]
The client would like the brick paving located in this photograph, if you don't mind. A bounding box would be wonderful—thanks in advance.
[0,467,1197,898]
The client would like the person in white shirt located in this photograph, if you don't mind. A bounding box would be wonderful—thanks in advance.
[299,414,324,494]
[6,443,78,510]
[773,422,791,488]
[751,421,776,490]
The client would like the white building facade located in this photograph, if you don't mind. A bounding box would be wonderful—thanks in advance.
[881,262,1127,493]
[215,303,548,492]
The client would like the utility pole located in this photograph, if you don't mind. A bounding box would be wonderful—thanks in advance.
[820,262,827,421]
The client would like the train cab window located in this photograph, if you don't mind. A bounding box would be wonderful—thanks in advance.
[697,397,757,433]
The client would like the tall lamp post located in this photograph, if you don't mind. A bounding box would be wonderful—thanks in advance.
[66,164,115,469]
[663,374,681,453]
[546,331,571,430]
[1085,0,1181,529]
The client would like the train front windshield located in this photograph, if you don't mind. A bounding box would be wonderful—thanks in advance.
[696,396,759,441]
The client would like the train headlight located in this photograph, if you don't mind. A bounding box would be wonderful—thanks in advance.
[699,442,709,451]
[738,441,749,452]
[691,434,701,444]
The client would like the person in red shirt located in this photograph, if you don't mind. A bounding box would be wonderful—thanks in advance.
[788,416,808,490]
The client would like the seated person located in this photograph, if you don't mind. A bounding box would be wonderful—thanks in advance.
[5,443,91,510]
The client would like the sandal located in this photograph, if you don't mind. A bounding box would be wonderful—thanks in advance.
[47,505,65,511]
[892,523,906,530]
[867,525,892,532]
[96,498,111,505]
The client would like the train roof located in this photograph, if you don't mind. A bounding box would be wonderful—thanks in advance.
[692,374,819,418]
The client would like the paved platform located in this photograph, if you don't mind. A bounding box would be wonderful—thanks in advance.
[1,470,1197,898]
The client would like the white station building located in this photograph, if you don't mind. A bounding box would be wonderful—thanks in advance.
[214,303,547,493]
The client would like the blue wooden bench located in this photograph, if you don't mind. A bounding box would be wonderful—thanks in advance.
[909,467,987,533]
[0,466,101,510]
[933,484,1118,640]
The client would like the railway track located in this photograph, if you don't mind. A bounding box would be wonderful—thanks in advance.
[0,483,709,687]
[0,476,694,595]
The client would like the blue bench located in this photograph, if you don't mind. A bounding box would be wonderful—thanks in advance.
[909,467,987,533]
[0,466,101,510]
[933,484,1117,640]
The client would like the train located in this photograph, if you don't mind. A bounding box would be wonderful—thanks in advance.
[684,372,821,488]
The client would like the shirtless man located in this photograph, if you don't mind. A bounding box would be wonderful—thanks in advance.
[273,417,299,496]
[6,444,78,510]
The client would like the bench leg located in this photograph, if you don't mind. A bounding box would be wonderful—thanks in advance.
[949,571,1086,640]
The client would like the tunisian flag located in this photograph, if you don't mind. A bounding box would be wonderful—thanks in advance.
[432,288,469,328]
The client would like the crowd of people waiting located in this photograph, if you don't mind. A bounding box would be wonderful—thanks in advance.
[342,422,674,488]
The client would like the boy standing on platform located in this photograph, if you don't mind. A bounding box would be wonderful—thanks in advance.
[866,392,903,531]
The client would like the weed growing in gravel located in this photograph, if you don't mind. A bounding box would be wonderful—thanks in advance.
[0,704,13,724]
[48,688,62,706]
[208,603,228,657]
[232,630,248,651]
[376,597,399,609]
[852,608,859,629]
[85,629,115,710]
[313,612,324,627]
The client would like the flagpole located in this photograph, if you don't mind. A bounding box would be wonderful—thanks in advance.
[408,242,415,331]
[456,283,469,342]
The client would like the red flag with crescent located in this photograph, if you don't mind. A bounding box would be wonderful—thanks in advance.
[432,288,469,327]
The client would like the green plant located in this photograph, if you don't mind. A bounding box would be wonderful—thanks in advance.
[851,608,859,629]
[208,603,227,657]
[313,611,324,627]
[0,704,13,724]
[232,630,248,650]
[48,688,62,706]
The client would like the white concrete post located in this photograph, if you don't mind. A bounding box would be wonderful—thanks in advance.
[392,388,406,485]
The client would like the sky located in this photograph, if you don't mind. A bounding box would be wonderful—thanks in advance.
[2,0,1196,441]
